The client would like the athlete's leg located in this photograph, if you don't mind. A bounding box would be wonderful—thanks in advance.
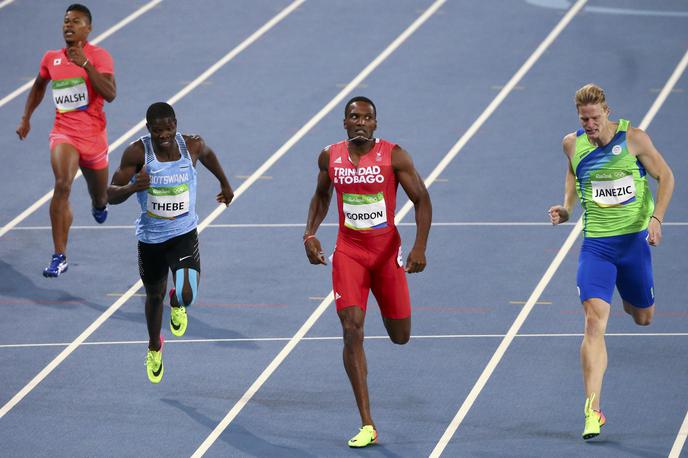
[581,298,610,411]
[622,301,654,326]
[381,317,410,344]
[80,165,109,209]
[143,278,167,351]
[338,305,374,428]
[170,267,199,307]
[49,143,80,254]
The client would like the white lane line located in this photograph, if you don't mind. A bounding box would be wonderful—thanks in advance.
[669,410,688,458]
[3,332,686,349]
[0,0,304,239]
[8,221,688,231]
[0,0,162,110]
[0,0,305,421]
[190,2,447,455]
[0,0,16,10]
[430,47,688,458]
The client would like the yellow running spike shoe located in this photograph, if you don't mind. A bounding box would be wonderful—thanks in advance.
[348,425,377,448]
[582,393,606,440]
[146,337,164,384]
[170,305,187,337]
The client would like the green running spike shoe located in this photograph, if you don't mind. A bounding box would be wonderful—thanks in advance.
[582,393,606,440]
[169,289,188,337]
[348,425,377,448]
[146,337,164,384]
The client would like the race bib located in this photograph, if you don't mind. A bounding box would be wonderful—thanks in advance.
[52,77,89,112]
[147,184,190,219]
[591,171,636,207]
[343,192,387,230]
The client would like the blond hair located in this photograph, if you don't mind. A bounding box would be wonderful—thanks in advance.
[575,84,608,110]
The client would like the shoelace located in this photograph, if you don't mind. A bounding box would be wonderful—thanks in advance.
[49,256,64,270]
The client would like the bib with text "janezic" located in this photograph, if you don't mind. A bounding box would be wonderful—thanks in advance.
[590,170,636,207]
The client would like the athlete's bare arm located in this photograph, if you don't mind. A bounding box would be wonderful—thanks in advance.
[107,141,149,205]
[66,41,116,102]
[185,135,234,206]
[628,127,674,246]
[304,148,333,265]
[16,74,49,140]
[392,145,431,273]
[549,133,578,225]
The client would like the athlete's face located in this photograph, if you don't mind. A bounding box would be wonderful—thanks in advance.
[577,103,610,141]
[344,102,377,144]
[147,117,177,151]
[63,10,91,45]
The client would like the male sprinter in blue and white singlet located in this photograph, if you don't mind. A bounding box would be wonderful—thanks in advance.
[108,102,233,383]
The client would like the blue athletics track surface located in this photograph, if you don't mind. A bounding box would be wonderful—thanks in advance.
[0,1,686,456]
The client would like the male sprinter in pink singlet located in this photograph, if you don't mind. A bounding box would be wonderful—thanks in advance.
[304,96,432,447]
[17,4,116,277]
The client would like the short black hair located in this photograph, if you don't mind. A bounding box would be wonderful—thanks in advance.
[66,4,92,24]
[344,96,376,117]
[146,102,176,124]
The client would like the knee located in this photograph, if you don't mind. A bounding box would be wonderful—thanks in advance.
[148,291,165,307]
[179,288,194,307]
[390,332,410,345]
[341,322,364,347]
[633,315,652,326]
[584,314,606,338]
[53,179,72,198]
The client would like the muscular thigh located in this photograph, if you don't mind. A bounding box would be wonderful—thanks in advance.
[371,249,410,320]
[332,248,371,312]
[616,230,654,308]
[577,238,617,304]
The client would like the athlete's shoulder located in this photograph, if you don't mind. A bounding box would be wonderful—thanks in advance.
[561,129,582,156]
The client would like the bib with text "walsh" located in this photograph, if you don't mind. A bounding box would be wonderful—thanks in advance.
[343,192,388,230]
[52,77,89,113]
[591,170,636,207]
[147,184,190,219]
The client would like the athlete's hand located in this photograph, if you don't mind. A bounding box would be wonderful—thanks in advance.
[66,41,88,68]
[647,217,662,246]
[132,167,150,191]
[16,117,30,140]
[548,205,569,225]
[304,237,327,265]
[216,186,234,206]
[405,246,426,273]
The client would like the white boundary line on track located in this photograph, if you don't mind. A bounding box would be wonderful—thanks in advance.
[0,0,305,421]
[190,1,447,455]
[0,0,16,11]
[2,332,686,349]
[8,221,688,230]
[430,46,688,458]
[0,0,162,110]
[669,410,688,458]
[0,0,164,239]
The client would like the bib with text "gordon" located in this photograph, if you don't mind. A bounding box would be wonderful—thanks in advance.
[343,192,388,230]
[52,77,89,113]
[591,170,636,207]
[147,184,190,219]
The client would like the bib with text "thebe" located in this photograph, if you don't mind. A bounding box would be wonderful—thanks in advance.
[147,184,190,219]
[343,192,388,230]
[591,170,636,207]
[52,77,89,113]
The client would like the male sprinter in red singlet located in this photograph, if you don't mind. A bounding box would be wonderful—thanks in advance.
[17,4,116,277]
[304,96,432,447]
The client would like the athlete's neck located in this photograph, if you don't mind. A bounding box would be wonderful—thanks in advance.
[590,122,617,148]
[347,138,375,158]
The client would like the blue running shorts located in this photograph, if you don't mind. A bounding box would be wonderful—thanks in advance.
[577,230,654,308]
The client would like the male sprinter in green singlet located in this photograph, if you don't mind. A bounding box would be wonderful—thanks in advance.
[549,84,674,440]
